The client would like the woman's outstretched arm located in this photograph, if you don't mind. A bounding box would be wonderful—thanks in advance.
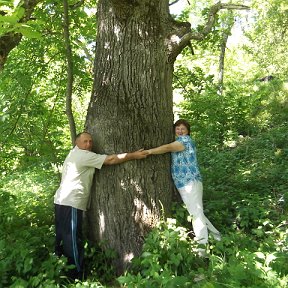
[147,141,184,155]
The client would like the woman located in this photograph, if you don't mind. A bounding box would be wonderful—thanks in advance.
[147,119,221,250]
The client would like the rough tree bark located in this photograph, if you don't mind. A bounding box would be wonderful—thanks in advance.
[85,1,177,274]
[85,0,249,273]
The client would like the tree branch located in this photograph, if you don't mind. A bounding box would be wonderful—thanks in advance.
[169,0,181,6]
[168,1,250,61]
[69,0,84,10]
[0,0,41,70]
[190,2,249,40]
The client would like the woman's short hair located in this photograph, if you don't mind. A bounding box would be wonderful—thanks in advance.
[174,119,191,134]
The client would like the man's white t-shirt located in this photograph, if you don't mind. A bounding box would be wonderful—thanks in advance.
[54,146,107,211]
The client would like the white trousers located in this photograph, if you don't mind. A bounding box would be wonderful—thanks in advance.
[178,181,220,244]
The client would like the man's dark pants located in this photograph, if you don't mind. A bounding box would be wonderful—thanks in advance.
[55,204,84,280]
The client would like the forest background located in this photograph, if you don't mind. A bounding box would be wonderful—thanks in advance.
[0,0,287,287]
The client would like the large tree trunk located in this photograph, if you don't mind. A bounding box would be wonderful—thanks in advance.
[85,0,182,273]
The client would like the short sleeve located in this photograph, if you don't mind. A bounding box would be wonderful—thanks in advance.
[82,151,107,169]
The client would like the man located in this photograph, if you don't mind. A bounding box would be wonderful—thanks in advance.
[54,132,148,280]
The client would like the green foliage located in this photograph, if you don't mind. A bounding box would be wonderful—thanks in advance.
[0,0,96,173]
[0,167,116,287]
[118,218,203,288]
[1,0,288,287]
[174,64,288,148]
[0,168,65,287]
[84,241,117,284]
[244,0,288,77]
[0,1,42,37]
[118,218,287,287]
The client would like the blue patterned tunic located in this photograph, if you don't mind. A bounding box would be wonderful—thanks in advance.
[171,135,202,189]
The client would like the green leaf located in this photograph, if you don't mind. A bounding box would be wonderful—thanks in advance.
[18,27,42,39]
[0,15,19,24]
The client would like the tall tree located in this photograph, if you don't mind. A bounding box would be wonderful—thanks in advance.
[85,0,248,273]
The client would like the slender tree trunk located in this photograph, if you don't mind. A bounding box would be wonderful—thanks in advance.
[218,14,234,95]
[63,0,76,144]
[218,31,229,95]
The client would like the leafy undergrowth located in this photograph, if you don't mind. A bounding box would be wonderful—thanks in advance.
[118,126,288,288]
[0,126,287,287]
